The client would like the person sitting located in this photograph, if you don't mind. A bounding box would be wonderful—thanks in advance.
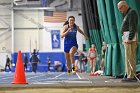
[54,61,62,72]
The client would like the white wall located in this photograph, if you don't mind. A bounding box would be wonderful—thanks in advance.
[42,11,85,52]
[14,29,39,52]
[14,10,43,28]
[14,10,86,52]
[14,10,43,52]
[0,1,12,53]
[0,30,11,53]
[0,0,12,68]
[39,24,64,52]
[0,7,86,53]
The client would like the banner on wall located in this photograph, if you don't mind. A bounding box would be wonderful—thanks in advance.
[51,30,60,49]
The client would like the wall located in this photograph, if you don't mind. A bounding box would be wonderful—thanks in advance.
[0,1,12,69]
[0,2,86,71]
[13,10,85,53]
[0,2,11,52]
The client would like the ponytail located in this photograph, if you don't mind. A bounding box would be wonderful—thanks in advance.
[63,21,69,26]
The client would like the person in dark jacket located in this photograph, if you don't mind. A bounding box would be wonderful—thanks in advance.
[79,52,88,73]
[47,57,51,72]
[4,55,11,72]
[24,53,28,72]
[30,49,40,73]
[118,1,138,82]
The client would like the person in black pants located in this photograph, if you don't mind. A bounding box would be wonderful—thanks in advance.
[4,55,11,72]
[30,49,40,73]
[24,53,28,72]
[47,57,51,72]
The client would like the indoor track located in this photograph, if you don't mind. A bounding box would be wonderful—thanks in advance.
[0,72,140,87]
[0,72,91,86]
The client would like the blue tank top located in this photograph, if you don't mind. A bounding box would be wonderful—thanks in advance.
[64,24,77,45]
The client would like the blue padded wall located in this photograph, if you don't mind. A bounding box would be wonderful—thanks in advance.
[11,52,67,72]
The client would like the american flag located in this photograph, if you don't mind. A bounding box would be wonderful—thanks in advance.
[44,11,67,23]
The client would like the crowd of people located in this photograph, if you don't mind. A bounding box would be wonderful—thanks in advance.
[72,42,107,76]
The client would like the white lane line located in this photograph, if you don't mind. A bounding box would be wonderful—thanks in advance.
[52,72,65,79]
[64,81,92,83]
[76,73,82,79]
[31,72,65,83]
[0,76,13,80]
[32,82,59,84]
[27,73,46,79]
[32,80,63,84]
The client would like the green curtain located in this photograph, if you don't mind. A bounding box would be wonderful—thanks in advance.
[81,0,140,76]
[97,0,140,76]
[81,0,103,72]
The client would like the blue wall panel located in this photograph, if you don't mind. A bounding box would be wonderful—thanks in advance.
[11,52,67,72]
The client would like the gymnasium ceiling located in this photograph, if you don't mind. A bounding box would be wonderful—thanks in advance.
[0,0,81,11]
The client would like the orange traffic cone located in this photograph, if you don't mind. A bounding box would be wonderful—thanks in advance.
[11,51,28,84]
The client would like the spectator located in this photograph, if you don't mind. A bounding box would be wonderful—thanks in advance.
[24,53,28,72]
[54,61,62,72]
[47,57,51,72]
[74,51,80,71]
[100,41,107,71]
[118,1,138,82]
[4,55,11,72]
[88,44,98,75]
[79,51,86,72]
[30,49,40,73]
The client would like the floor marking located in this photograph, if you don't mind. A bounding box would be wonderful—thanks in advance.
[32,82,59,84]
[52,72,65,79]
[64,80,92,83]
[0,76,13,80]
[76,73,82,79]
[0,72,88,85]
[27,73,46,79]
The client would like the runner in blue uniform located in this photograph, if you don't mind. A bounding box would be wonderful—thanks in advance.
[61,16,88,74]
